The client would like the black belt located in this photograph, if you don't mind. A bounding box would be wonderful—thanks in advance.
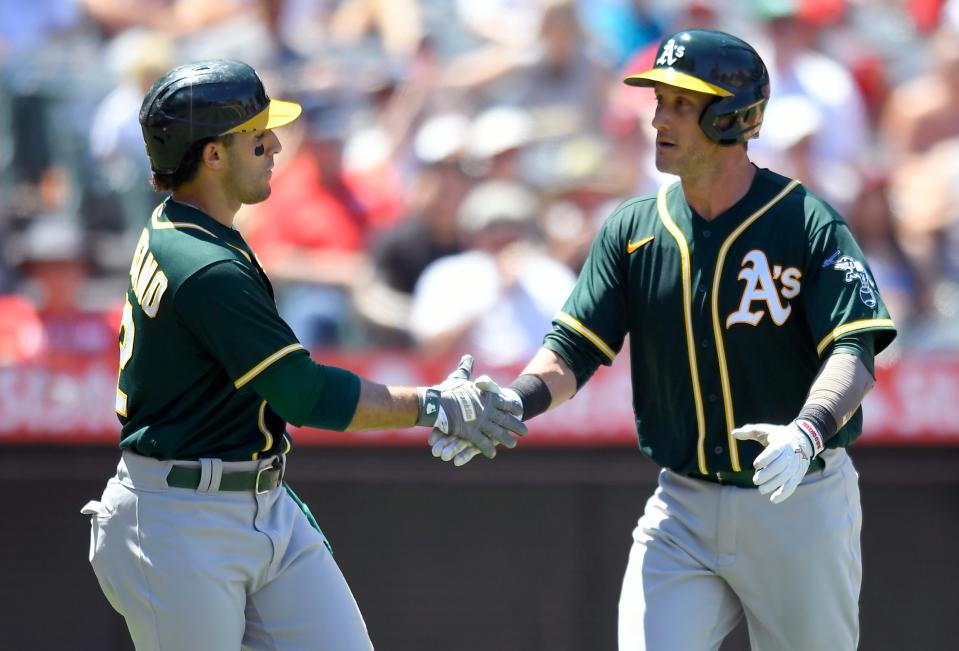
[689,456,825,489]
[166,457,284,494]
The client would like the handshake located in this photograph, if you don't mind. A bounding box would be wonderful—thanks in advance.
[416,355,528,466]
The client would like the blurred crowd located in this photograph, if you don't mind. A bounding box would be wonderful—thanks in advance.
[2,0,959,367]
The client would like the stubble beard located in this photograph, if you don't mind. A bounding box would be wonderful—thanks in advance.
[226,167,272,205]
[656,141,713,179]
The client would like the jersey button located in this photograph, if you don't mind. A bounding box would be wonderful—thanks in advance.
[708,393,718,403]
[714,446,724,455]
[700,339,709,348]
[702,229,711,238]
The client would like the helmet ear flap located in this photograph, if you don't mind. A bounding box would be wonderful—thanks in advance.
[699,96,768,146]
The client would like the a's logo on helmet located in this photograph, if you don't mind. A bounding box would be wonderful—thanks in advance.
[656,39,686,67]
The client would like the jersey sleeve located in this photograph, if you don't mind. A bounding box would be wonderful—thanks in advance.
[543,213,629,385]
[803,219,897,357]
[174,260,306,389]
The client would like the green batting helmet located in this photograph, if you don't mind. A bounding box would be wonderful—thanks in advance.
[624,29,770,146]
[139,60,301,174]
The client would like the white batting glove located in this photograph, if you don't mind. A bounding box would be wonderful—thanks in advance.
[429,375,524,467]
[731,420,823,504]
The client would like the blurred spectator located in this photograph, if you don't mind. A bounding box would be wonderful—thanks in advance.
[0,0,82,58]
[463,104,535,180]
[0,294,44,365]
[750,2,871,213]
[356,112,472,344]
[753,94,822,183]
[442,0,614,133]
[78,0,252,38]
[6,218,119,359]
[88,29,172,249]
[576,0,663,67]
[847,175,926,329]
[326,0,424,61]
[78,0,280,68]
[528,135,628,272]
[1,0,957,356]
[879,25,959,158]
[240,94,376,348]
[888,137,959,329]
[454,0,546,49]
[409,180,575,365]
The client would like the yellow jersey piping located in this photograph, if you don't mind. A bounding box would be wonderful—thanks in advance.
[816,318,896,356]
[234,343,305,389]
[151,204,217,238]
[657,182,708,475]
[257,400,273,452]
[555,312,616,361]
[711,179,801,471]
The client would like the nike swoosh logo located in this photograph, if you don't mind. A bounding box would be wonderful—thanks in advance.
[626,236,654,254]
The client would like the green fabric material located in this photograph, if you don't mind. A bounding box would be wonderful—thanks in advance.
[542,168,897,476]
[250,356,360,431]
[542,336,601,390]
[165,464,283,492]
[285,483,332,554]
[118,198,300,461]
[305,367,361,431]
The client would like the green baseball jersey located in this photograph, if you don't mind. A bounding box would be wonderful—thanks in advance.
[544,168,896,478]
[116,199,308,461]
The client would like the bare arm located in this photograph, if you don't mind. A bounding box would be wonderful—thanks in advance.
[344,380,419,432]
[517,347,578,414]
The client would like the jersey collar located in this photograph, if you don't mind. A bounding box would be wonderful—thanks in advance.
[162,197,249,248]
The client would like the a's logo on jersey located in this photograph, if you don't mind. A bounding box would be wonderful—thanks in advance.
[823,250,877,308]
[726,250,802,328]
[656,39,686,66]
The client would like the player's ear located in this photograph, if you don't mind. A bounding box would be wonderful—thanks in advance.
[202,141,225,170]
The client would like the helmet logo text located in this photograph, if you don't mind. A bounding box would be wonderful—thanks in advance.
[656,39,686,66]
[726,250,801,328]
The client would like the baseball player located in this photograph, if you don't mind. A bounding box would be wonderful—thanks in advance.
[433,30,896,650]
[80,60,525,651]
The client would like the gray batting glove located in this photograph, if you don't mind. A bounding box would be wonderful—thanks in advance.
[429,375,525,466]
[417,357,526,459]
[732,420,822,504]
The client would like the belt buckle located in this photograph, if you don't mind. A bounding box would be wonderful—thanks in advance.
[255,457,283,494]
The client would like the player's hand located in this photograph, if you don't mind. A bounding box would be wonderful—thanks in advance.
[429,376,525,466]
[731,420,820,504]
[417,356,527,460]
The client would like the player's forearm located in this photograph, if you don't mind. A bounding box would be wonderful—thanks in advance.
[797,352,875,446]
[344,381,420,432]
[508,348,577,420]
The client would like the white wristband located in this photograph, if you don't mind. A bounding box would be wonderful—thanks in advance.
[794,418,825,456]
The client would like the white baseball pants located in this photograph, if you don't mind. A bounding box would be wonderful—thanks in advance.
[619,448,862,651]
[82,451,373,651]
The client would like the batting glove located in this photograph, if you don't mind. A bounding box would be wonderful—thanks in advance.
[731,420,824,504]
[428,376,525,466]
[417,356,526,460]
